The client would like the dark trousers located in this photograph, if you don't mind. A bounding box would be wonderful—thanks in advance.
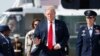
[39,48,66,56]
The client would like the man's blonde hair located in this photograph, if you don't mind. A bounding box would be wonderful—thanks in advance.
[44,5,56,13]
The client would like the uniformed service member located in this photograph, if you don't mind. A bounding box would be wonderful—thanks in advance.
[76,10,100,56]
[0,25,15,56]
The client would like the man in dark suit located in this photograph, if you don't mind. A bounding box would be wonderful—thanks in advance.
[76,10,100,56]
[0,25,15,56]
[33,6,69,56]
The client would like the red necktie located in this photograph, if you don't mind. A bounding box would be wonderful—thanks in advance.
[47,22,53,50]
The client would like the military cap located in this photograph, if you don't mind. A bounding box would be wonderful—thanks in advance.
[0,25,10,32]
[84,10,97,16]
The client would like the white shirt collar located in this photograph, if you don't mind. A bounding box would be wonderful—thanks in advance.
[88,26,93,30]
[47,20,55,23]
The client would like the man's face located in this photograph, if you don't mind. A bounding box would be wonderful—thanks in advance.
[86,16,95,25]
[15,37,19,42]
[7,19,16,32]
[45,9,55,21]
[4,30,11,36]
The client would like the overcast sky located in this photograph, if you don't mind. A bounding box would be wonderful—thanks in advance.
[0,0,14,14]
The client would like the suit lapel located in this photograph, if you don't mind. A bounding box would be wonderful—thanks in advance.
[55,20,59,42]
[43,19,48,44]
[91,25,96,41]
[91,25,95,38]
[55,20,57,32]
[44,19,47,33]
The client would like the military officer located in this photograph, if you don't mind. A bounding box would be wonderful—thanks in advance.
[76,10,100,56]
[0,25,15,56]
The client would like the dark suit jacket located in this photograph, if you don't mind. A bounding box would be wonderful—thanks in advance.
[76,25,100,56]
[0,34,15,56]
[34,19,69,56]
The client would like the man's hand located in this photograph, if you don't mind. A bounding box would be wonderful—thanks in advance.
[34,38,41,45]
[54,43,61,50]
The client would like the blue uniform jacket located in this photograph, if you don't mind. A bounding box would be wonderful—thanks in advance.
[0,34,15,56]
[76,25,100,56]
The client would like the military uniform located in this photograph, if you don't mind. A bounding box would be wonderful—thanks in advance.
[0,25,15,56]
[77,25,100,56]
[76,10,100,56]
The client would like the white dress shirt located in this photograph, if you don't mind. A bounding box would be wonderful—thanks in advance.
[88,26,93,37]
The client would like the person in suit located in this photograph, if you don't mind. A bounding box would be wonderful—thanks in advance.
[33,6,69,56]
[12,34,23,56]
[0,25,15,56]
[76,10,100,56]
[25,19,40,56]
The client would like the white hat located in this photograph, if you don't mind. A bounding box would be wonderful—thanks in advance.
[13,34,20,38]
